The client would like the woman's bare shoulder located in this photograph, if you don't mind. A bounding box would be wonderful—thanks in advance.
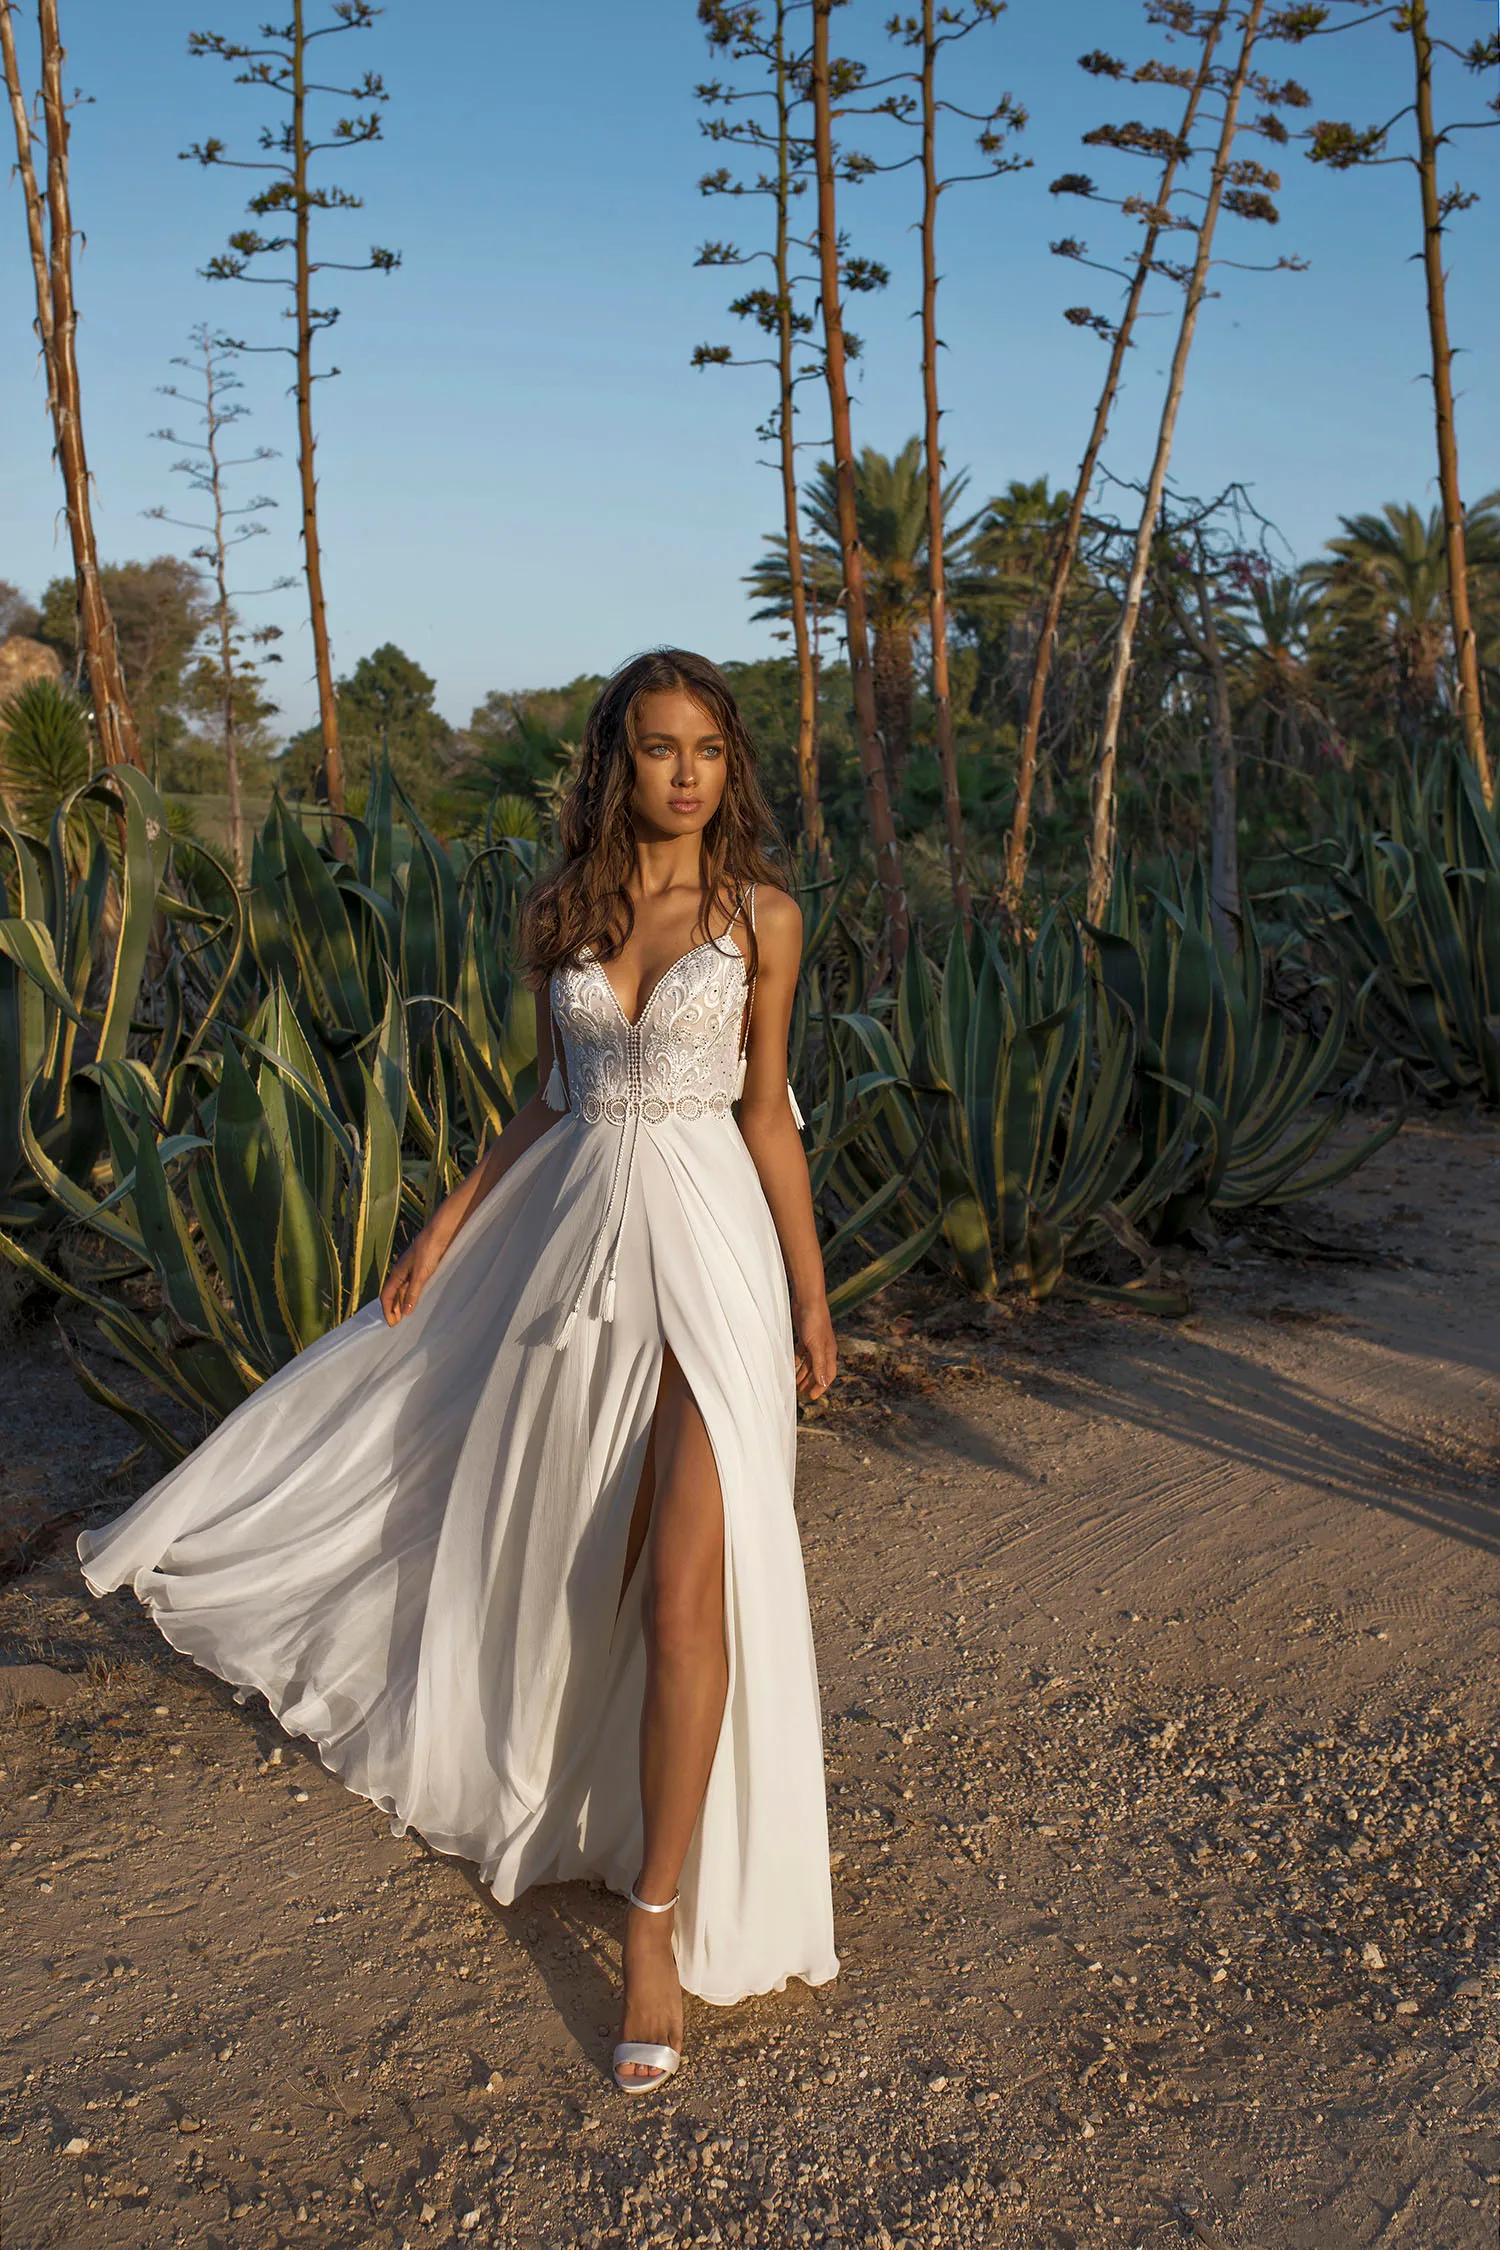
[755,882,805,972]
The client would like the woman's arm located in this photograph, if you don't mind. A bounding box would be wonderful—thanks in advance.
[380,982,565,1324]
[735,888,838,1404]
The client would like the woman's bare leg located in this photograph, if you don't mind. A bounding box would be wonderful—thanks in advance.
[617,1341,727,2081]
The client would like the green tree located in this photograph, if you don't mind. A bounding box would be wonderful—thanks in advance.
[1222,568,1330,776]
[277,642,453,814]
[750,437,979,803]
[0,581,40,641]
[37,556,210,775]
[1304,497,1500,762]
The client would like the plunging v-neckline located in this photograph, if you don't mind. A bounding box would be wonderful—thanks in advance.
[592,916,748,1033]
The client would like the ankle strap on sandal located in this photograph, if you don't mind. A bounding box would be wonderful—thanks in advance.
[628,1882,679,1913]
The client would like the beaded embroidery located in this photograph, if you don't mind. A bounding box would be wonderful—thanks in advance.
[549,937,750,1126]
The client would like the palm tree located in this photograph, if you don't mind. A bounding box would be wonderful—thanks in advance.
[1304,499,1500,757]
[954,477,1084,812]
[1222,571,1332,774]
[0,675,97,870]
[748,438,980,800]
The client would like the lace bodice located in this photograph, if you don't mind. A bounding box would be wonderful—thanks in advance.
[549,937,750,1126]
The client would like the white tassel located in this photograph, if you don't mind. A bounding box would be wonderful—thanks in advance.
[543,1060,566,1112]
[601,1264,618,1324]
[787,1079,805,1131]
[553,1301,579,1352]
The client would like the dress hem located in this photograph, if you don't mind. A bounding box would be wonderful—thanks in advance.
[80,1546,840,2009]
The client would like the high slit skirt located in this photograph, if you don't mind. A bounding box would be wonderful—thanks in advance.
[76,1107,841,2006]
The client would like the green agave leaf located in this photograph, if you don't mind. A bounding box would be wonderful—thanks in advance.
[350,1060,403,1310]
[1221,1109,1402,1207]
[0,916,84,1024]
[57,1333,190,1464]
[129,1112,224,1340]
[273,1152,342,1350]
[826,1214,945,1321]
[274,798,374,1039]
[1018,1211,1065,1303]
[213,1035,296,1366]
[17,1068,146,1255]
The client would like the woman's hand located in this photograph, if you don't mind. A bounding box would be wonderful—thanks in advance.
[380,1227,448,1326]
[793,1295,838,1403]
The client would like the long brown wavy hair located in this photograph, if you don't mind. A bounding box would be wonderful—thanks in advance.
[519,648,788,985]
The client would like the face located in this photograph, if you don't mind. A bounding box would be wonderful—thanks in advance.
[627,687,729,839]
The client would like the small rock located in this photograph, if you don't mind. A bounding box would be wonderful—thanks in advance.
[926,2074,948,2092]
[420,2205,436,2225]
[1080,2121,1094,2139]
[1361,1942,1385,1971]
[176,2117,202,2135]
[292,1789,310,1804]
[1450,1977,1484,2000]
[1394,1999,1419,2016]
[0,1665,84,1717]
[61,2135,90,2156]
[460,2213,483,2233]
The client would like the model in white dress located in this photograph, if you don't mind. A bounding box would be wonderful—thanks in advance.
[75,883,841,2015]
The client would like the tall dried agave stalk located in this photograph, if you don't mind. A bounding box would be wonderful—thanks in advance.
[1309,0,1498,802]
[0,0,143,769]
[694,0,826,865]
[1003,2,1230,919]
[810,0,908,962]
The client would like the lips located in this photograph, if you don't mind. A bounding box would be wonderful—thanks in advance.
[669,799,701,812]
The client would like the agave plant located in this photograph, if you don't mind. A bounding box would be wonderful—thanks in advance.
[1091,858,1399,1241]
[0,981,404,1460]
[173,761,543,1181]
[1,759,536,1448]
[0,767,203,1230]
[1288,749,1500,1102]
[803,911,1178,1314]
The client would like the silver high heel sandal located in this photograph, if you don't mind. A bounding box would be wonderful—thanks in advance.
[612,1883,683,2097]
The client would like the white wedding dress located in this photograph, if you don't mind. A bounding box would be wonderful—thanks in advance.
[77,886,840,2007]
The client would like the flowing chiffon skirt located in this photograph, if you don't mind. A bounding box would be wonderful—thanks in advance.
[77,1104,840,2006]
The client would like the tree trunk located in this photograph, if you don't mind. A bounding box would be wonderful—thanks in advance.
[1003,3,1229,923]
[872,617,916,801]
[1085,0,1265,926]
[774,1,824,868]
[1409,0,1491,800]
[919,0,971,935]
[1192,560,1239,944]
[291,0,346,853]
[1,2,54,390]
[200,335,245,882]
[29,0,143,771]
[811,0,907,963]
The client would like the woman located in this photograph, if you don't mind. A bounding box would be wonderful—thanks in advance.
[77,648,841,2097]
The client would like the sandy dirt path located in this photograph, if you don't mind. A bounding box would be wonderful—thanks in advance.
[1,1112,1497,2250]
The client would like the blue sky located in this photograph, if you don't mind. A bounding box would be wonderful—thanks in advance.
[1,1,1496,737]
